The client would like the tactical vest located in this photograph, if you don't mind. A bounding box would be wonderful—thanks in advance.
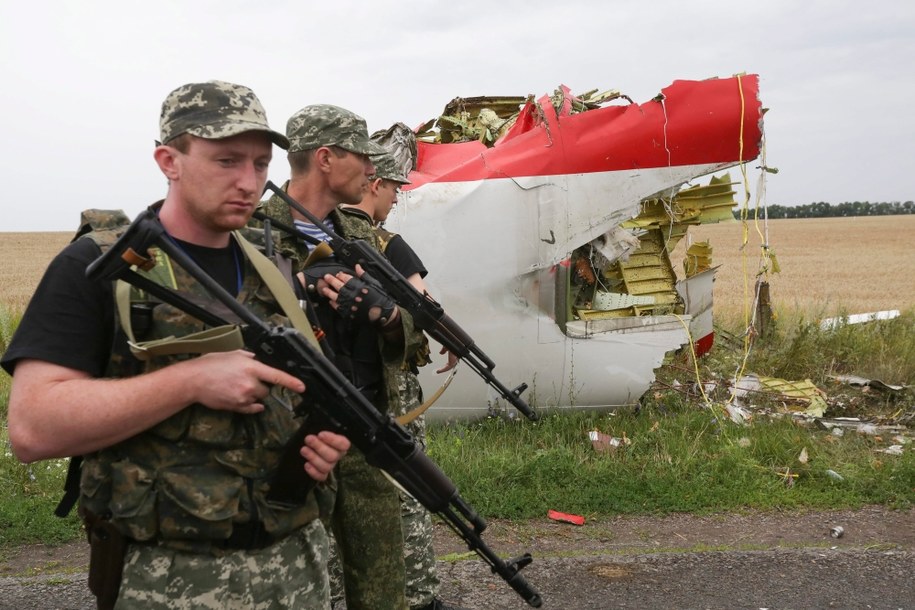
[73,208,329,550]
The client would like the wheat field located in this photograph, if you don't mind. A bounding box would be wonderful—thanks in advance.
[670,215,915,325]
[1,216,914,322]
[1,232,72,312]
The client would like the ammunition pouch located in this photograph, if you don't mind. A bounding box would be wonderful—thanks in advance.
[82,508,127,610]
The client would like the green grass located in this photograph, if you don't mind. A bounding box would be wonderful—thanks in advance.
[0,448,82,546]
[0,303,22,422]
[427,406,914,519]
[2,303,82,547]
[746,309,915,389]
[0,308,912,551]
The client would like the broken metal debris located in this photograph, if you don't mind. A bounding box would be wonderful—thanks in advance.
[724,403,752,425]
[569,174,739,324]
[877,445,904,455]
[732,374,828,418]
[385,75,765,418]
[815,418,909,436]
[412,83,743,346]
[829,374,907,393]
[416,88,630,147]
[819,310,901,331]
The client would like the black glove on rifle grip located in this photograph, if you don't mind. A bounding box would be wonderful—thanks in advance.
[336,274,397,327]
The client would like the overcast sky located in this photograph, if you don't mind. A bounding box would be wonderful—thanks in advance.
[1,0,912,232]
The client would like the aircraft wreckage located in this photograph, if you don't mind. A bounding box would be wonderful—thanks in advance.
[378,74,765,420]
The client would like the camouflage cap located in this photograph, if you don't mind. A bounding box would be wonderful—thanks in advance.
[159,80,289,149]
[371,151,411,184]
[286,104,386,155]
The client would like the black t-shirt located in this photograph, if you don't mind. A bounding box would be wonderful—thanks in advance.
[384,234,427,280]
[1,237,242,377]
[2,238,113,377]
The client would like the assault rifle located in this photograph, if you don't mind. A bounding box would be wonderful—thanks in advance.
[261,180,538,422]
[85,210,543,608]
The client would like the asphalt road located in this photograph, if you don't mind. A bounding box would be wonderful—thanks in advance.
[438,547,915,610]
[3,547,912,610]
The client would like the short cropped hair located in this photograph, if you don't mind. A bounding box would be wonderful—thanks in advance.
[288,145,348,175]
[164,133,194,154]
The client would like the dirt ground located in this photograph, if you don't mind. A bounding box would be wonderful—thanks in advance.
[2,505,913,609]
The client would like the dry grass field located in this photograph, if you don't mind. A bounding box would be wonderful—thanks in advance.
[1,216,913,324]
[670,214,915,327]
[0,232,72,312]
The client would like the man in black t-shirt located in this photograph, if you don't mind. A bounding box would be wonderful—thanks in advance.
[1,80,350,609]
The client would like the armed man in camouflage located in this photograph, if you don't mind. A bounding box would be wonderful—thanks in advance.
[252,104,426,610]
[339,151,464,610]
[2,80,350,609]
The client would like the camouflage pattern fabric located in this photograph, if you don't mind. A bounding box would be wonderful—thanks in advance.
[73,209,132,242]
[327,451,407,610]
[370,151,411,185]
[286,104,386,155]
[401,494,437,608]
[159,80,289,149]
[395,370,440,609]
[335,207,441,608]
[250,188,425,610]
[251,187,428,374]
[116,520,331,609]
[326,370,437,609]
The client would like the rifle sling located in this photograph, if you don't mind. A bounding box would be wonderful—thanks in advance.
[396,369,456,426]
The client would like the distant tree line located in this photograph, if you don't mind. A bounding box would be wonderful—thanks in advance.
[733,201,914,219]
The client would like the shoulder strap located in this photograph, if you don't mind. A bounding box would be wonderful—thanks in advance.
[234,231,321,350]
[395,370,457,426]
[55,456,83,518]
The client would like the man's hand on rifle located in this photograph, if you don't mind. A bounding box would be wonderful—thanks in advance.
[300,431,350,481]
[436,345,460,374]
[306,264,402,330]
[187,350,349,480]
[186,350,305,414]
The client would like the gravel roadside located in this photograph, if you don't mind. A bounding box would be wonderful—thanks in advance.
[2,506,913,609]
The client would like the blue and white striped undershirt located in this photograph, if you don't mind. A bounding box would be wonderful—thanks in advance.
[293,218,336,253]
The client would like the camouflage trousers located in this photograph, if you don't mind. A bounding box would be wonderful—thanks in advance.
[397,370,440,609]
[327,450,408,610]
[115,519,331,609]
[400,487,439,608]
[329,371,440,610]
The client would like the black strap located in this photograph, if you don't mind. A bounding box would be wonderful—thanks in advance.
[55,456,82,517]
